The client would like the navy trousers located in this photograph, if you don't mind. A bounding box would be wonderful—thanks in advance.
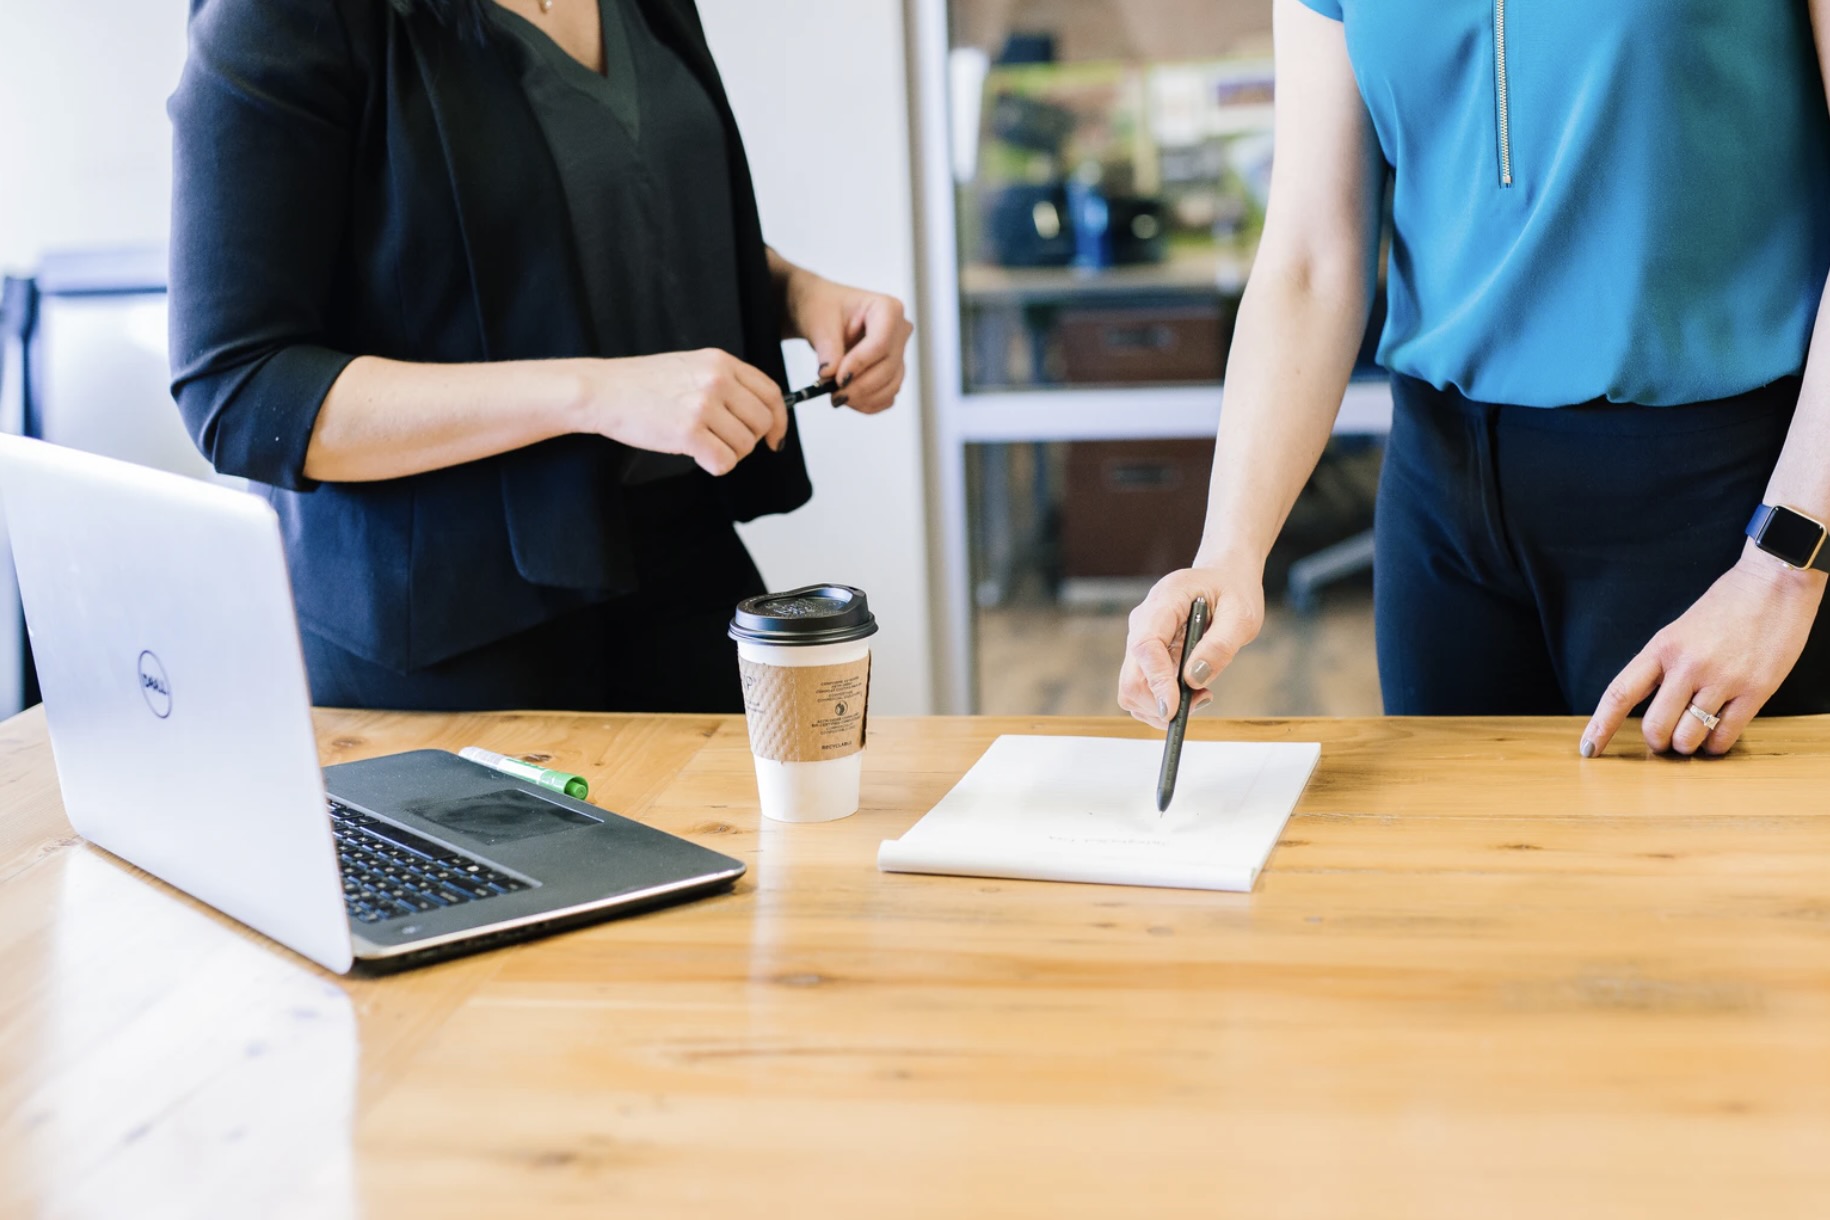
[1373,373,1830,716]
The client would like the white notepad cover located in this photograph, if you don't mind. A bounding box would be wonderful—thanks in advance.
[877,735,1321,892]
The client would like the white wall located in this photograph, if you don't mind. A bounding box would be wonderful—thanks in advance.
[0,2,187,273]
[702,0,935,715]
[0,1,187,717]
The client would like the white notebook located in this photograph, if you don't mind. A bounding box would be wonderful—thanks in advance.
[877,735,1321,892]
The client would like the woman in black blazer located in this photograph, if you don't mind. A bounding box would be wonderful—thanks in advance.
[167,0,913,713]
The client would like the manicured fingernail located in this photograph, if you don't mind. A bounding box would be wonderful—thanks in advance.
[1188,659,1212,686]
[818,363,832,378]
[1156,696,1167,719]
[1580,738,1595,758]
[833,394,849,408]
[842,372,855,388]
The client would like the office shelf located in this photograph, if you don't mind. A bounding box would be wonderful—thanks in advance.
[914,0,1386,712]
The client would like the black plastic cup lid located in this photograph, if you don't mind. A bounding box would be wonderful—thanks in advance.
[729,585,878,646]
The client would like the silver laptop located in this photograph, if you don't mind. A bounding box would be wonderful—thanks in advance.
[0,435,744,973]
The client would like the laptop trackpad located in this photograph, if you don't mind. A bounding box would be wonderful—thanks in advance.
[397,788,603,847]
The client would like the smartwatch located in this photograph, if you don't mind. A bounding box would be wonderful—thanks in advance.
[1745,503,1830,572]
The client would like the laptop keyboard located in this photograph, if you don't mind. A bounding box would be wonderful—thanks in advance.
[328,801,530,925]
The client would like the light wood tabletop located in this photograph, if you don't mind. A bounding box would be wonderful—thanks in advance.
[3,707,1829,1219]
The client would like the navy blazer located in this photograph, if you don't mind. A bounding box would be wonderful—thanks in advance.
[168,0,812,671]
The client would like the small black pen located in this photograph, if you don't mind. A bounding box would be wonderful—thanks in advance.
[1156,595,1210,814]
[784,377,840,407]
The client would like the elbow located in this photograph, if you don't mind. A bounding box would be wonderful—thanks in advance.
[1248,204,1379,320]
[168,344,350,491]
[170,371,242,479]
[170,393,273,489]
[170,363,277,485]
[1256,245,1375,319]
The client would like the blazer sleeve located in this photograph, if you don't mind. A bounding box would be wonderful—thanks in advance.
[167,0,365,491]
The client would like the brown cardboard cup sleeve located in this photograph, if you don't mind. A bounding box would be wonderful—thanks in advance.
[739,656,872,763]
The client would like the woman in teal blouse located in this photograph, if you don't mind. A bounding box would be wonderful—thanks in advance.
[1119,0,1830,756]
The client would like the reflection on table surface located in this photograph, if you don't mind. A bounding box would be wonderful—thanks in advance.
[5,849,356,1220]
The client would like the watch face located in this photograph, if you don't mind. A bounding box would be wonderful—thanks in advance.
[1762,506,1827,565]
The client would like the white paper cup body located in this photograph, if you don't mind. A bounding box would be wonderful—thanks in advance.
[737,637,869,822]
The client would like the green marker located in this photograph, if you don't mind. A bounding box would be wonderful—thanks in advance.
[458,746,589,800]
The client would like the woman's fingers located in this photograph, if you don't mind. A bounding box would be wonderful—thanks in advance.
[1676,687,1760,757]
[836,353,906,414]
[1582,648,1663,756]
[1116,657,1166,729]
[686,427,743,477]
[1701,695,1757,756]
[795,284,913,412]
[788,283,855,377]
[1665,685,1725,756]
[721,389,779,454]
[1124,634,1182,727]
[1581,560,1819,760]
[1182,598,1264,690]
[1648,680,1758,758]
[722,354,790,449]
[696,398,765,474]
[834,297,911,389]
[1637,667,1696,755]
[1121,589,1190,726]
[1118,568,1265,726]
[836,328,913,412]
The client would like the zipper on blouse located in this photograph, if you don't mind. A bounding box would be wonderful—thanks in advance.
[1494,0,1514,187]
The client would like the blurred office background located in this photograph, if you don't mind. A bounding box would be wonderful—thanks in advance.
[0,0,1383,721]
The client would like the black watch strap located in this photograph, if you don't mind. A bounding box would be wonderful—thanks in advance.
[1746,503,1830,573]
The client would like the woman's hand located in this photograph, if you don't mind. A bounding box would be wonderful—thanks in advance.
[579,349,788,477]
[1583,548,1827,757]
[1117,560,1267,730]
[780,268,913,415]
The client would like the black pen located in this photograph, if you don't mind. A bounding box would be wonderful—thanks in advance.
[1156,595,1209,814]
[784,377,840,407]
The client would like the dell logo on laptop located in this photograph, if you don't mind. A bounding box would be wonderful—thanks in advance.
[138,650,172,719]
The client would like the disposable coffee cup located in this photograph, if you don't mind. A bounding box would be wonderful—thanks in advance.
[729,585,878,823]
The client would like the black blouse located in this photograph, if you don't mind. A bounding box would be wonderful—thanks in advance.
[491,0,747,483]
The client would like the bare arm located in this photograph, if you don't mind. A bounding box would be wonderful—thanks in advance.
[1194,0,1386,574]
[1117,0,1386,727]
[305,244,925,483]
[303,349,789,484]
[1583,0,1830,756]
[1768,0,1830,521]
[1758,289,1830,549]
[305,356,581,482]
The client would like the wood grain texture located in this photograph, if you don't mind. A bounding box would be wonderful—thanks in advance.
[3,707,1830,1218]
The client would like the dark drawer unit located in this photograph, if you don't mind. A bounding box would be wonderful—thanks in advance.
[1059,439,1215,579]
[1056,302,1232,385]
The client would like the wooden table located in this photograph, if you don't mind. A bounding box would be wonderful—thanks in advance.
[3,709,1829,1219]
